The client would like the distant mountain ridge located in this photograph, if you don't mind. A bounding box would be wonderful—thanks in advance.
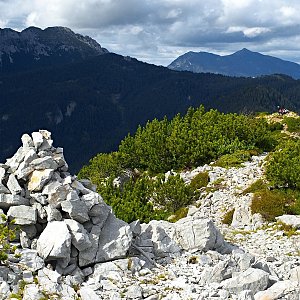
[0,26,108,73]
[168,48,300,79]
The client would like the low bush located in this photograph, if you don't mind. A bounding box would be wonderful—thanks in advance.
[214,150,252,168]
[242,179,268,195]
[266,140,300,189]
[283,117,300,132]
[222,209,235,225]
[0,215,19,264]
[190,172,209,190]
[251,189,294,222]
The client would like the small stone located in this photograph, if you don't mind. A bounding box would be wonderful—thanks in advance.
[7,174,22,194]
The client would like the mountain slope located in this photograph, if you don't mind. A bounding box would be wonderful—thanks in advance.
[2,52,300,172]
[168,48,300,79]
[0,26,108,73]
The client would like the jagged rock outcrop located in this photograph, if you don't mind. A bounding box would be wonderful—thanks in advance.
[0,131,300,299]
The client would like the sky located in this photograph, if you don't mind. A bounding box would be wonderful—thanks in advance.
[1,0,300,66]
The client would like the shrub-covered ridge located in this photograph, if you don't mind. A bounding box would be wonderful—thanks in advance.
[79,106,278,222]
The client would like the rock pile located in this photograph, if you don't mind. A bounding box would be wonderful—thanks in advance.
[0,131,300,299]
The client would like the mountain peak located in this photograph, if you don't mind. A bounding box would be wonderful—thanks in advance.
[0,26,108,73]
[168,48,300,78]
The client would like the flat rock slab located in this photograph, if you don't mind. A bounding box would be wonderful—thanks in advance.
[0,194,30,209]
[7,205,37,225]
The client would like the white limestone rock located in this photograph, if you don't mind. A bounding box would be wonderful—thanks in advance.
[30,156,58,170]
[0,183,9,194]
[0,167,5,183]
[21,134,34,149]
[78,223,102,267]
[0,282,10,300]
[42,181,69,208]
[175,217,228,252]
[31,132,44,149]
[15,162,34,180]
[276,215,300,229]
[44,205,62,221]
[18,249,45,272]
[6,146,25,172]
[61,191,89,223]
[222,268,269,295]
[23,284,43,300]
[95,213,133,263]
[37,268,61,294]
[238,290,255,300]
[289,266,300,284]
[0,194,30,209]
[64,219,92,251]
[7,174,22,195]
[37,221,71,262]
[28,169,54,191]
[254,280,299,300]
[139,220,180,257]
[7,205,37,225]
[79,287,99,300]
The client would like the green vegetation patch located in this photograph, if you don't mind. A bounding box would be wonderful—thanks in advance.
[251,189,296,222]
[190,172,209,190]
[222,208,235,225]
[214,150,253,168]
[266,139,300,189]
[242,179,268,195]
[283,116,300,132]
[0,215,19,264]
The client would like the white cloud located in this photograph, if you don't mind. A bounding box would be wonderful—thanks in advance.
[2,0,300,65]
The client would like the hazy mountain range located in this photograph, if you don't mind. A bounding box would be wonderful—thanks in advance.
[1,27,300,172]
[168,48,300,79]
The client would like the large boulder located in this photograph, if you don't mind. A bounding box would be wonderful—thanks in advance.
[0,194,29,209]
[7,205,37,225]
[96,213,133,262]
[222,268,269,294]
[37,221,71,262]
[175,217,228,252]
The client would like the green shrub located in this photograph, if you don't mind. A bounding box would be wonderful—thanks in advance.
[152,174,199,214]
[190,172,209,190]
[214,150,252,168]
[242,179,268,195]
[222,209,235,225]
[168,207,189,223]
[0,215,19,264]
[251,190,293,222]
[266,140,300,189]
[284,117,300,132]
[268,122,284,131]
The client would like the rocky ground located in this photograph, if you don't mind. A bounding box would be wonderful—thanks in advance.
[0,131,300,300]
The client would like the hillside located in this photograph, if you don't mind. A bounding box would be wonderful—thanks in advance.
[168,48,300,79]
[2,52,300,172]
[1,112,300,298]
